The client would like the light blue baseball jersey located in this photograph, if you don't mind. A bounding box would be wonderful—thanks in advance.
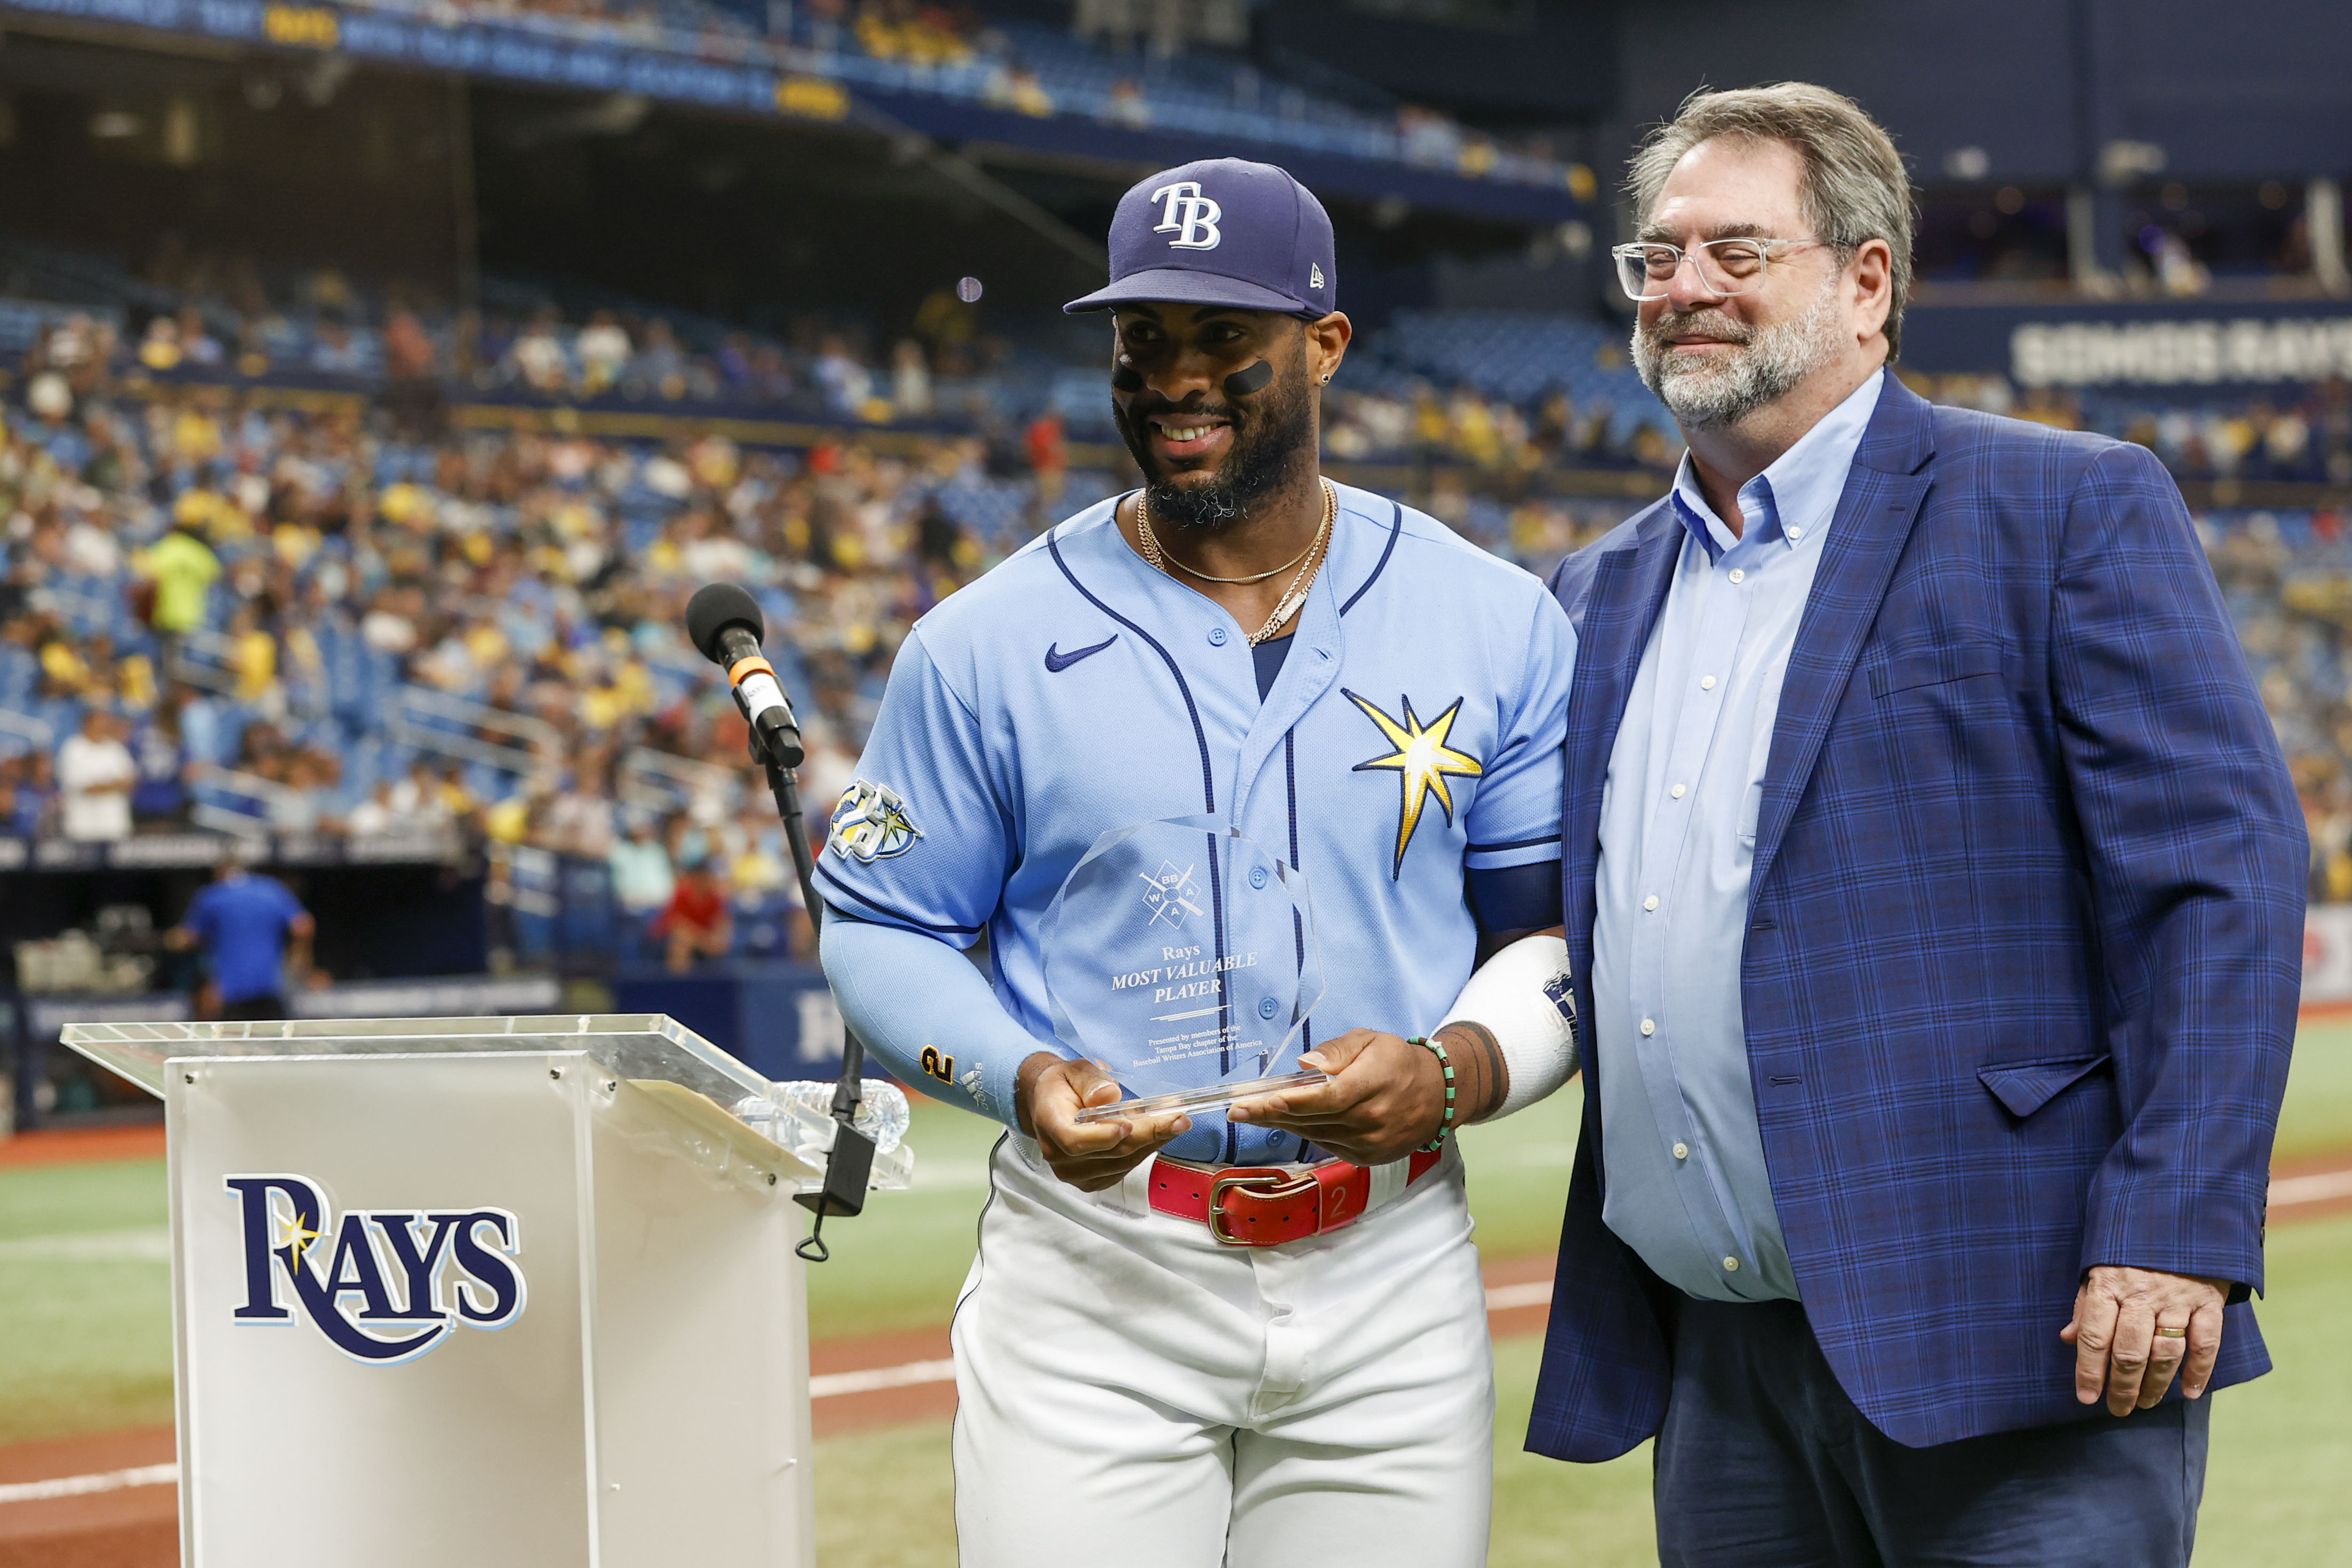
[817,483,1576,1164]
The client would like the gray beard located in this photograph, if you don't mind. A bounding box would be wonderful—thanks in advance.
[1633,275,1844,431]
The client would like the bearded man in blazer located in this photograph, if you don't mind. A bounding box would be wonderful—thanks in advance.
[1530,84,2305,1565]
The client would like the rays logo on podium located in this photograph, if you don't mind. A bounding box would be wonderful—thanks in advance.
[828,779,923,863]
[226,1174,525,1366]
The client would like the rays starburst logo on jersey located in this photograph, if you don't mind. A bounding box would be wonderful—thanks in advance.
[1345,690,1485,878]
[828,780,923,863]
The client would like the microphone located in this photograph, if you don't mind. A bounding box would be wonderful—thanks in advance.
[686,582,804,768]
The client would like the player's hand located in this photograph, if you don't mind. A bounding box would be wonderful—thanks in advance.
[1226,1028,1445,1165]
[1016,1052,1192,1193]
[2060,1266,2229,1415]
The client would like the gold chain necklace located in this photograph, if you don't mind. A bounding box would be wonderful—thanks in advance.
[1136,479,1336,646]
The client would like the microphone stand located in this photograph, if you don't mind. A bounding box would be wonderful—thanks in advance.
[753,724,875,1263]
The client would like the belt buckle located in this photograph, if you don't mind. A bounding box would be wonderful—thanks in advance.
[1207,1167,1319,1247]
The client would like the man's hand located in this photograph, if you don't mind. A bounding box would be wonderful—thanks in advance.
[2061,1265,2229,1415]
[1226,1028,1456,1165]
[1015,1051,1190,1193]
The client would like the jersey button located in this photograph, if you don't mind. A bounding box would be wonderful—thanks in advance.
[1249,866,1268,889]
[1207,626,1229,646]
[1258,996,1280,1018]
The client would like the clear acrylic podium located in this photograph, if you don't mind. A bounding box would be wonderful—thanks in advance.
[60,1013,914,1568]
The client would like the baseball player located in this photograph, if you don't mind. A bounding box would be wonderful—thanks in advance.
[817,158,1581,1566]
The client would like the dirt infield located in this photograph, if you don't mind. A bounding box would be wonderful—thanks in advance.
[0,1125,165,1171]
[0,1427,174,1568]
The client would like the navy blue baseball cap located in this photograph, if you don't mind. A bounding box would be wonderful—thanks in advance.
[1065,158,1337,318]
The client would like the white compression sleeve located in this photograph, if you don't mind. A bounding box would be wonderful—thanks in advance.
[1435,932,1578,1119]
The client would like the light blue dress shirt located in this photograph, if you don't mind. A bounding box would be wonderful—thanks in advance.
[1591,369,1883,1302]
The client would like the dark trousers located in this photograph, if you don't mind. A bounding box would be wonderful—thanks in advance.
[1655,1296,2209,1568]
[219,994,289,1022]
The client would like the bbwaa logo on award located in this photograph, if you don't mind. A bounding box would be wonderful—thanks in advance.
[226,1174,525,1366]
[1139,860,1205,930]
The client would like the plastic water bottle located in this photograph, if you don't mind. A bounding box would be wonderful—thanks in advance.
[767,1078,911,1154]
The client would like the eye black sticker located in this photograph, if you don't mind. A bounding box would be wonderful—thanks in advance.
[1222,360,1274,396]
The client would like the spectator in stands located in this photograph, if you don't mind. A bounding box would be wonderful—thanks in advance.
[814,337,874,419]
[1025,410,1067,511]
[166,853,314,1022]
[608,813,677,917]
[577,311,633,396]
[891,339,933,418]
[129,698,190,830]
[653,848,732,971]
[137,508,220,679]
[57,708,135,842]
[345,779,408,837]
[6,750,54,837]
[508,309,572,395]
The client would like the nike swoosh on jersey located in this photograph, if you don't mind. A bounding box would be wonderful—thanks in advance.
[1044,635,1118,673]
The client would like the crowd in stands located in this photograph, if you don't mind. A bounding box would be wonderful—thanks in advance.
[12,260,2352,956]
[1922,373,2352,486]
[3,244,1702,474]
[318,0,1575,188]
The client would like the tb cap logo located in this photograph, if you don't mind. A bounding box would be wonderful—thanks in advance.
[1151,181,1223,250]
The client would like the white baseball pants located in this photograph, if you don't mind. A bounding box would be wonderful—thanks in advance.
[949,1133,1495,1568]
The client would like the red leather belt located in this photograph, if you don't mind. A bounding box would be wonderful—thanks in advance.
[1149,1151,1443,1247]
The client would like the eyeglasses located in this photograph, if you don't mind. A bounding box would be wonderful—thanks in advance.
[1611,238,1824,301]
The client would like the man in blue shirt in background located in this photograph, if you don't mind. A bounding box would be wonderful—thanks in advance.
[169,852,314,1022]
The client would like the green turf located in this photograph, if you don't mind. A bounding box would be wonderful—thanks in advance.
[2275,1018,2352,1159]
[0,1158,175,1444]
[813,1420,958,1568]
[2195,1212,2352,1562]
[805,1218,2352,1567]
[804,1098,1006,1341]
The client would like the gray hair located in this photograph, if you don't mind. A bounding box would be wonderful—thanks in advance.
[1628,83,1916,358]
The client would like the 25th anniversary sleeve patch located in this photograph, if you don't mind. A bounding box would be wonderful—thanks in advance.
[828,779,924,863]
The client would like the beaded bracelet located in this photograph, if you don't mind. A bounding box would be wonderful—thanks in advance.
[1409,1035,1457,1153]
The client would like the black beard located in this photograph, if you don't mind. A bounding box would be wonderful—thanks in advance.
[1113,361,1317,532]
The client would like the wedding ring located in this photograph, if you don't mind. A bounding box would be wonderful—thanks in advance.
[2154,1326,2188,1338]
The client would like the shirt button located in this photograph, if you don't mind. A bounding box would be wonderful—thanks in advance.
[1643,894,1659,911]
[1672,1142,1689,1160]
[1639,1018,1655,1036]
[1727,567,1745,584]
[1723,1257,1741,1272]
[1207,626,1228,646]
[1787,525,1805,540]
[1249,866,1268,890]
[1258,996,1280,1018]
[1669,783,1686,799]
[1700,675,1717,691]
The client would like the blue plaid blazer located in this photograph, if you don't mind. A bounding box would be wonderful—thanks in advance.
[1529,376,2306,1457]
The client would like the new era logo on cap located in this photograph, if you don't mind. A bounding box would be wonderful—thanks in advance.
[1066,158,1337,318]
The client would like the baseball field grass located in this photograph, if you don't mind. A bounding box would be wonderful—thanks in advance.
[4,1017,2349,1559]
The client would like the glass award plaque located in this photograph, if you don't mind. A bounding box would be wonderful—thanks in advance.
[1046,816,1328,1124]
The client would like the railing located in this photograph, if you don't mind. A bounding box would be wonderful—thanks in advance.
[0,708,55,754]
[389,686,562,782]
[618,746,742,817]
[185,763,296,841]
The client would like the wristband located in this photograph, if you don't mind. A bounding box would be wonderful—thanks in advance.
[1409,1036,1457,1152]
